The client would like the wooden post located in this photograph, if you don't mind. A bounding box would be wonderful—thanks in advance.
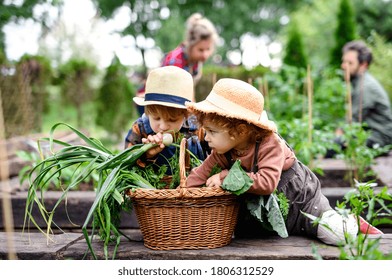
[344,67,352,125]
[307,65,313,168]
[359,73,364,124]
[263,77,269,111]
[258,78,267,111]
[307,65,313,145]
[343,65,358,183]
[212,73,217,86]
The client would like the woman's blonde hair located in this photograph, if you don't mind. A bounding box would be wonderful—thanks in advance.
[184,13,218,50]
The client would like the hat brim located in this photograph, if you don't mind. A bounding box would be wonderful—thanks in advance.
[133,96,187,109]
[186,100,277,132]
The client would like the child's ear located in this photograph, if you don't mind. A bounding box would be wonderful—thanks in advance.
[237,124,249,135]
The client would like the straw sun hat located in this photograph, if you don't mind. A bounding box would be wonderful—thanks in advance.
[186,78,277,132]
[133,66,194,109]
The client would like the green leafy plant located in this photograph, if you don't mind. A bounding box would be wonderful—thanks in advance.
[23,122,193,260]
[306,181,392,259]
[276,191,290,220]
[17,150,41,186]
[336,181,392,259]
[246,193,289,238]
[221,160,289,238]
[127,135,202,190]
[95,56,136,142]
[276,118,338,170]
[335,122,391,185]
[129,164,168,189]
[341,180,392,231]
[209,164,222,177]
[222,160,253,195]
[17,150,98,191]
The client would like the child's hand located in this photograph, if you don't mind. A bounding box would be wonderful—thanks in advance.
[142,132,165,158]
[206,173,222,188]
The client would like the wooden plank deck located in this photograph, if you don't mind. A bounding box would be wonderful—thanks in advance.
[1,156,392,260]
[1,230,391,260]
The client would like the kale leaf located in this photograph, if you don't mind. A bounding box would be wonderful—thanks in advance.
[221,160,253,195]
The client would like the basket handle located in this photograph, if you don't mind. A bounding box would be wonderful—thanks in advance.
[179,137,187,189]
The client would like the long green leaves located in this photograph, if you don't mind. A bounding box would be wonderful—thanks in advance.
[48,122,112,154]
[23,122,156,259]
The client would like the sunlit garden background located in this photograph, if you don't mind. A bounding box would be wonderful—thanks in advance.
[1,0,392,262]
[2,0,392,181]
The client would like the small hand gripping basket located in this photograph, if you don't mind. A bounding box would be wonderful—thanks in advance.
[127,138,240,250]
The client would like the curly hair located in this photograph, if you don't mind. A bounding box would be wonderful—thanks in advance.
[194,111,272,142]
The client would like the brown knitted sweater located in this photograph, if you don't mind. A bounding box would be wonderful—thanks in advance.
[186,133,296,195]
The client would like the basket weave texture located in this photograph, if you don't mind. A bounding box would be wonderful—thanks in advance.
[127,138,240,250]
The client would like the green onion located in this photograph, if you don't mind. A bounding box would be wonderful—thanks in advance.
[23,123,164,259]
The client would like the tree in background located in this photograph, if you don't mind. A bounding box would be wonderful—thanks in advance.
[58,58,97,128]
[150,10,184,55]
[95,56,136,142]
[3,0,392,72]
[0,54,53,138]
[18,55,53,132]
[369,32,392,102]
[289,0,392,71]
[0,49,6,64]
[94,0,166,76]
[92,0,303,71]
[329,0,357,68]
[283,21,308,69]
[354,0,392,42]
[0,0,62,53]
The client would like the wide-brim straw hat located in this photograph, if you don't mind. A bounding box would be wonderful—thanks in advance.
[133,66,194,109]
[186,78,277,132]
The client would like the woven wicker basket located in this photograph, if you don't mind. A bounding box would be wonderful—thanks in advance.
[127,138,240,250]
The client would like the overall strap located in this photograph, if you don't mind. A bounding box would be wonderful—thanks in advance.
[275,132,294,152]
[251,141,261,173]
[224,141,261,172]
[224,152,235,168]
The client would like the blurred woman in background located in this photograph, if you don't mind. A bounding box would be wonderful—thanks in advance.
[135,13,218,115]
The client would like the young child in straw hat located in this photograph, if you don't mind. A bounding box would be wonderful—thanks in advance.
[185,78,382,245]
[124,66,207,174]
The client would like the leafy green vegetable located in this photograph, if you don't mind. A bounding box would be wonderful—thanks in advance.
[24,122,204,259]
[265,194,289,238]
[23,123,177,260]
[222,160,253,195]
[246,193,289,238]
[276,190,290,221]
[209,164,222,177]
[221,160,289,238]
[130,165,168,189]
[246,195,267,223]
[129,134,201,190]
